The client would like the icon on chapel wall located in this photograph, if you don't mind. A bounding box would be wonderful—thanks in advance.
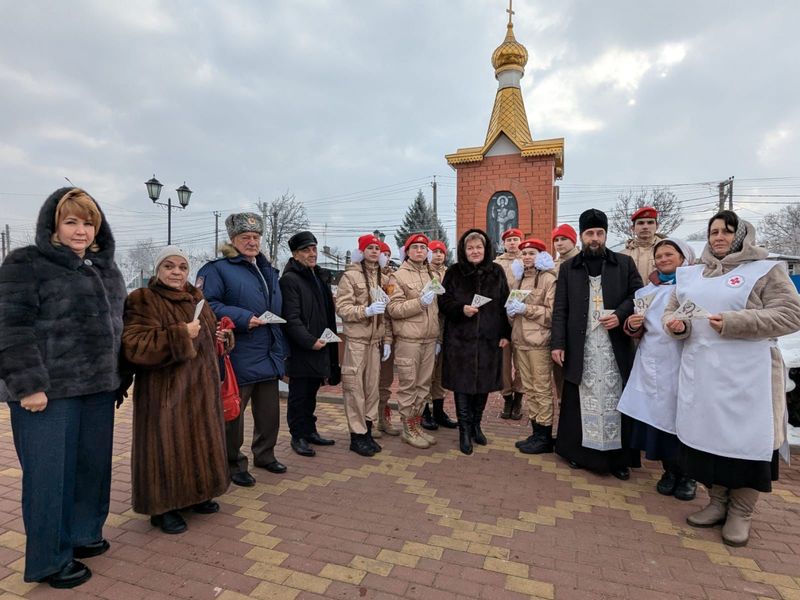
[487,191,519,253]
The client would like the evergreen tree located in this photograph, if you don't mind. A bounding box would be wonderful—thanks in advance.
[395,190,453,263]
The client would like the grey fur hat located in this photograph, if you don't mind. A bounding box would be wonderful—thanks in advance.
[226,212,264,239]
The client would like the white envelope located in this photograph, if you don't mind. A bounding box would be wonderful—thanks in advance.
[505,289,531,307]
[320,328,342,343]
[259,310,287,324]
[370,287,390,304]
[192,299,205,321]
[671,299,711,321]
[633,292,657,316]
[591,309,615,330]
[471,294,492,308]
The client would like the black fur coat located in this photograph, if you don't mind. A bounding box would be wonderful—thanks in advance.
[0,188,127,400]
[438,229,511,394]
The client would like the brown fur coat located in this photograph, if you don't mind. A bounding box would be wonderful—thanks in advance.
[122,279,229,515]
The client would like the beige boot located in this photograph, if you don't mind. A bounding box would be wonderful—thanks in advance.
[401,416,430,449]
[378,406,401,436]
[722,488,759,547]
[687,485,729,528]
[415,415,437,446]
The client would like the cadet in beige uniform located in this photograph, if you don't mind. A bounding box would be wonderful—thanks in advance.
[551,223,579,401]
[336,234,391,457]
[494,227,525,419]
[387,233,440,449]
[375,241,401,437]
[421,240,457,431]
[620,206,665,283]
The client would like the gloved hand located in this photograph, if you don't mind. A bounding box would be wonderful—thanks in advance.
[435,342,441,356]
[382,344,392,362]
[506,303,519,318]
[365,301,386,317]
[511,300,526,315]
[420,290,435,306]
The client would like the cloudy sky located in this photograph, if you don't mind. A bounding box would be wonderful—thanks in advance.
[1,0,799,263]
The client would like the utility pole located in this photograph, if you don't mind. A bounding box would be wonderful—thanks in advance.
[4,224,9,255]
[271,209,279,263]
[431,176,438,216]
[0,230,5,262]
[213,211,221,257]
[718,177,734,211]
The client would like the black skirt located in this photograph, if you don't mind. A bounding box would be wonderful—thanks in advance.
[679,443,779,493]
[555,382,641,473]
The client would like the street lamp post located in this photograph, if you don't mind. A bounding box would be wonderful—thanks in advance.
[145,175,192,245]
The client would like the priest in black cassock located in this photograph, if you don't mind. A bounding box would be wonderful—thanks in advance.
[550,209,643,480]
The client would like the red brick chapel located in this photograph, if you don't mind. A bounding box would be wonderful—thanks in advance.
[446,7,565,253]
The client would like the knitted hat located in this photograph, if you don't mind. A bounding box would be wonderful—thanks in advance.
[379,241,391,256]
[226,212,263,239]
[428,240,446,253]
[288,231,317,252]
[579,209,608,233]
[631,206,658,222]
[519,238,546,252]
[501,228,523,241]
[154,245,190,272]
[551,223,577,244]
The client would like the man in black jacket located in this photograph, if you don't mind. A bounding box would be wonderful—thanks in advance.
[280,231,340,457]
[550,209,643,480]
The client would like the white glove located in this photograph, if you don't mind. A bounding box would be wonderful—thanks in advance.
[507,300,526,317]
[382,344,392,362]
[535,251,555,271]
[420,290,435,306]
[365,301,386,317]
[506,303,518,317]
[435,342,441,356]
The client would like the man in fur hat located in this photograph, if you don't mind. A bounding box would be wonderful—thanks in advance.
[551,209,643,480]
[197,212,288,486]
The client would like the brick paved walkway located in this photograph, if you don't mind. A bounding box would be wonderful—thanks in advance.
[0,394,798,599]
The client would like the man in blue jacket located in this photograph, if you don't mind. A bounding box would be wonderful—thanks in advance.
[197,213,288,486]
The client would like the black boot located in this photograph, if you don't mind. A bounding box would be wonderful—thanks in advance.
[674,477,697,501]
[500,394,513,419]
[421,403,439,430]
[515,420,537,448]
[432,398,457,428]
[349,432,375,457]
[471,394,488,445]
[519,424,554,454]
[454,393,473,455]
[510,392,524,420]
[365,421,382,453]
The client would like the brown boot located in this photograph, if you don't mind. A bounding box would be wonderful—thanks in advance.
[378,406,401,436]
[687,485,729,528]
[401,416,430,449]
[722,488,759,547]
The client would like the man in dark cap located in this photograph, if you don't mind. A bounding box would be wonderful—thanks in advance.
[550,209,643,480]
[279,231,340,457]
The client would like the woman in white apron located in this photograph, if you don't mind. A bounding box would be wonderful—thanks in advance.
[618,239,697,501]
[664,211,800,547]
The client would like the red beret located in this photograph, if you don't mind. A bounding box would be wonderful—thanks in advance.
[501,228,523,241]
[358,234,382,253]
[378,241,391,255]
[404,233,430,252]
[551,224,577,244]
[631,206,658,222]
[519,238,546,252]
[428,240,446,253]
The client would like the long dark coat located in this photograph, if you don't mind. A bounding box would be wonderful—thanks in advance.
[122,279,228,515]
[438,229,511,394]
[0,187,126,401]
[551,250,643,385]
[279,258,340,381]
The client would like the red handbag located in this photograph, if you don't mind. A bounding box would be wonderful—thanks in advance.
[216,317,240,422]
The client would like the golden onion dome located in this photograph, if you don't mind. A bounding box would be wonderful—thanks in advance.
[491,23,528,74]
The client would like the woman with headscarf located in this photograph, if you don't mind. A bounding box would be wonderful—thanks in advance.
[438,229,511,455]
[0,188,126,588]
[122,246,229,535]
[618,238,697,501]
[664,211,800,546]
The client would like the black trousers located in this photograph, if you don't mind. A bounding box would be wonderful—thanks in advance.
[226,379,279,474]
[287,377,323,438]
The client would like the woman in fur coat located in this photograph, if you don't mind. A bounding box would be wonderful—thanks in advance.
[664,211,800,547]
[438,229,511,455]
[122,247,229,535]
[0,188,126,588]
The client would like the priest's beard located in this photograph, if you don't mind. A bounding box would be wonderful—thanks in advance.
[583,243,607,257]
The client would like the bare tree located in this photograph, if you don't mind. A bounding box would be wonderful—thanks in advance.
[760,204,800,256]
[610,187,684,242]
[686,229,707,241]
[118,239,158,288]
[255,190,310,265]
